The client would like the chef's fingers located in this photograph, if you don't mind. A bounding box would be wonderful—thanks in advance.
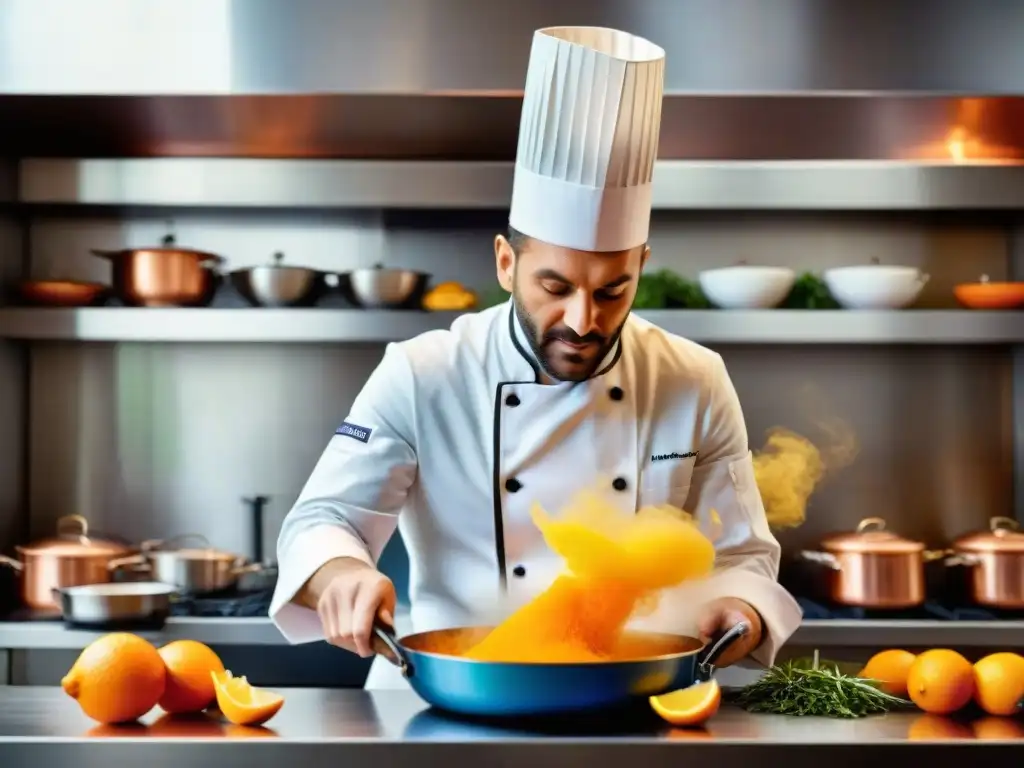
[351,578,393,657]
[317,588,354,652]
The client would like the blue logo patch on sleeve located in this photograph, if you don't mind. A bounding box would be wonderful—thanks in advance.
[336,421,372,444]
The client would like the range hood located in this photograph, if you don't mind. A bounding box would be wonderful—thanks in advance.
[3,0,1024,160]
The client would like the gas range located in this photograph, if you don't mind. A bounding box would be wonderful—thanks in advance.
[0,587,273,624]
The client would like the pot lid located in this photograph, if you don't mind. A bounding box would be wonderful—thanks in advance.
[954,517,1024,553]
[819,517,925,554]
[16,515,130,557]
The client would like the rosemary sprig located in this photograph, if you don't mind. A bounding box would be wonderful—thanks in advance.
[729,649,911,718]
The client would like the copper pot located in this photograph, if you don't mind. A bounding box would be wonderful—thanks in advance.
[947,516,1024,609]
[17,280,109,307]
[0,515,134,610]
[800,517,947,608]
[91,234,223,307]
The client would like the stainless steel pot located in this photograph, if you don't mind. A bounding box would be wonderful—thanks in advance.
[343,263,430,308]
[800,517,947,608]
[53,582,176,629]
[111,535,263,595]
[946,516,1024,609]
[92,234,223,307]
[0,515,135,610]
[230,251,339,307]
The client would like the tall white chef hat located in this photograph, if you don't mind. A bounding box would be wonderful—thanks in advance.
[509,27,666,253]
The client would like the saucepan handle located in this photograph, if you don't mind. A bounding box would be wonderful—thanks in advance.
[372,621,413,678]
[696,621,750,681]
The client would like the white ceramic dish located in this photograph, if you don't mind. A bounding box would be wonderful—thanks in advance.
[823,265,928,309]
[698,266,797,309]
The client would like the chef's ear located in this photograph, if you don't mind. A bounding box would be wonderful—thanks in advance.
[641,244,651,268]
[494,234,515,292]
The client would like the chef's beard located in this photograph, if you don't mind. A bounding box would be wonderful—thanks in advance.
[512,289,626,382]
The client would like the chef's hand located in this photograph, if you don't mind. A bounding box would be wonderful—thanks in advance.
[696,597,763,668]
[301,556,396,658]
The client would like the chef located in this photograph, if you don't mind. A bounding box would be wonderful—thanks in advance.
[270,26,802,689]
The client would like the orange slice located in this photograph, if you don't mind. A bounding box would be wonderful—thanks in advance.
[650,680,721,727]
[211,670,285,727]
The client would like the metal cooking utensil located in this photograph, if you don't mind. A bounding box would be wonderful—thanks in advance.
[91,233,224,307]
[52,582,177,629]
[230,251,339,308]
[17,280,109,307]
[371,622,749,717]
[343,263,430,309]
[110,534,264,595]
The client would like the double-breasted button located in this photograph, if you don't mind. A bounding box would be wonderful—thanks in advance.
[512,565,526,578]
[505,477,522,493]
[505,393,521,407]
[609,386,624,401]
[612,477,628,491]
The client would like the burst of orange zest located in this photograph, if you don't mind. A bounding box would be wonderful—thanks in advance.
[210,670,285,727]
[649,680,722,727]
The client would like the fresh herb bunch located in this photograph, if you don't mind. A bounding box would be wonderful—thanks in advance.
[781,272,840,309]
[730,651,910,718]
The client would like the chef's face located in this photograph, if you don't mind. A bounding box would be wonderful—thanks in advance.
[495,231,648,382]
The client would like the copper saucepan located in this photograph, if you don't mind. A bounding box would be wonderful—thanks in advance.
[0,515,135,610]
[91,234,224,307]
[800,517,948,609]
[110,534,263,595]
[945,516,1024,609]
[17,280,109,307]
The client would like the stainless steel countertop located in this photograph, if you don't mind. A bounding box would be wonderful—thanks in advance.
[0,687,1019,767]
[3,617,1024,650]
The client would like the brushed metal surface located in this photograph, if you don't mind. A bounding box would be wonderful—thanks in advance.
[0,687,1019,768]
[0,197,26,563]
[19,159,1024,209]
[5,96,1024,160]
[3,308,1024,344]
[2,0,1024,94]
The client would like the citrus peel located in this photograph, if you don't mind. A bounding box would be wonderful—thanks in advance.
[649,680,722,727]
[211,670,285,726]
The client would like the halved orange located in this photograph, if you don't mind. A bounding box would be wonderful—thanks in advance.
[649,680,721,727]
[211,670,285,727]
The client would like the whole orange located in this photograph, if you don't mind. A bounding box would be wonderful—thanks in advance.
[973,652,1024,717]
[906,649,975,715]
[61,633,166,724]
[859,649,916,698]
[158,640,225,714]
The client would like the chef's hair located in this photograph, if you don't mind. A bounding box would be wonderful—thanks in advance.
[506,226,530,257]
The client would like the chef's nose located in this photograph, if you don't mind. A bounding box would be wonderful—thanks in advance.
[563,293,599,337]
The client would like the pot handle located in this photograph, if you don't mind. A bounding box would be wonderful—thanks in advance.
[991,516,1020,533]
[107,554,147,571]
[0,555,23,572]
[696,621,750,681]
[944,553,981,567]
[855,517,887,533]
[57,514,90,539]
[800,550,841,570]
[230,562,264,576]
[923,548,953,563]
[372,621,412,678]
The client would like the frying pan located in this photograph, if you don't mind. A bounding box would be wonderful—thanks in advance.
[372,621,749,717]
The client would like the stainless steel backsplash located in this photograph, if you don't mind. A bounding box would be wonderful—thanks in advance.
[6,209,1014,600]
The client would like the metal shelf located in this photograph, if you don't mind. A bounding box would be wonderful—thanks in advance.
[0,308,1022,344]
[18,158,1024,210]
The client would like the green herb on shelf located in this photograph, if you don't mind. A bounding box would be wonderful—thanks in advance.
[729,650,910,718]
[633,270,710,310]
[782,272,840,309]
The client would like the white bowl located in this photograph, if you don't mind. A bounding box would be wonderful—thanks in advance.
[698,266,797,309]
[823,265,928,309]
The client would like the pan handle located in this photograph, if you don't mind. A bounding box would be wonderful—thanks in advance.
[372,621,412,678]
[696,621,750,681]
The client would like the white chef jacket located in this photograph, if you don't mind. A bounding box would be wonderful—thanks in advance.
[270,301,802,689]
